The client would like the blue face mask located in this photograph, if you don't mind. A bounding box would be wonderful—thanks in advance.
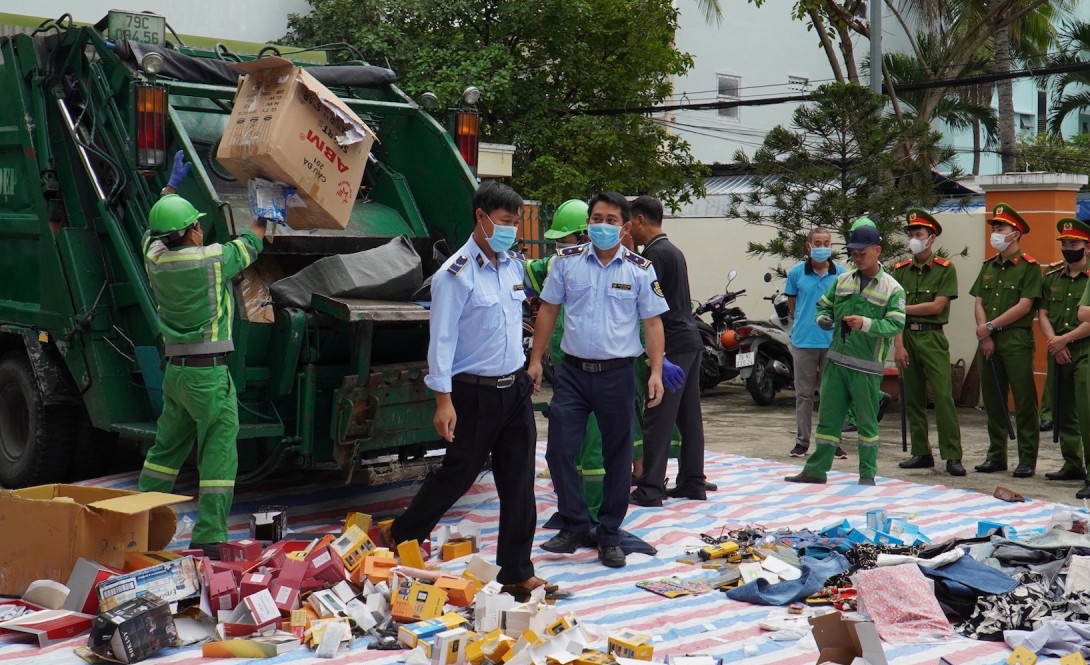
[810,247,832,262]
[588,223,621,250]
[485,214,517,253]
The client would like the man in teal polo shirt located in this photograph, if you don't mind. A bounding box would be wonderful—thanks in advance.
[786,227,846,459]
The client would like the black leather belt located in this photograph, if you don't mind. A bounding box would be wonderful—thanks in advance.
[564,355,632,373]
[453,372,519,389]
[168,353,228,367]
[907,323,944,332]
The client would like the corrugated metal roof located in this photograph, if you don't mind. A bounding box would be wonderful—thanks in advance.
[702,175,776,196]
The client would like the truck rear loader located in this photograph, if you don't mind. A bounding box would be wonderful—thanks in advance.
[0,11,478,488]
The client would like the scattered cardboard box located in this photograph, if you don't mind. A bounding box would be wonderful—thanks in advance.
[221,539,263,563]
[0,485,188,596]
[607,630,653,661]
[219,589,281,638]
[392,581,448,622]
[331,525,376,571]
[96,556,202,612]
[202,631,302,658]
[216,56,378,230]
[1007,645,1038,665]
[0,609,95,647]
[88,593,178,663]
[808,611,888,665]
[434,627,470,665]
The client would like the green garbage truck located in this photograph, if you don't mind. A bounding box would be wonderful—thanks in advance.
[0,11,479,488]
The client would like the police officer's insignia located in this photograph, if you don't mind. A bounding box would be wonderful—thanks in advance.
[557,245,585,257]
[475,254,485,268]
[625,251,652,269]
[513,284,524,291]
[908,211,918,222]
[611,282,632,291]
[897,297,906,310]
[447,255,469,276]
[1065,221,1074,231]
[652,280,664,297]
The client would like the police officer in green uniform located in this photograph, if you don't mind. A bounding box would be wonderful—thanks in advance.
[1038,217,1090,484]
[970,203,1042,478]
[891,209,964,476]
[138,152,267,555]
[785,223,906,485]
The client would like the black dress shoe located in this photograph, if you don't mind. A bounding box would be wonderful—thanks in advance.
[1045,468,1087,481]
[946,460,966,476]
[858,477,876,486]
[784,472,826,484]
[629,491,663,507]
[665,484,707,500]
[598,545,626,568]
[1077,482,1090,500]
[702,480,718,492]
[1012,465,1036,478]
[899,454,935,469]
[1040,419,1054,432]
[974,459,1008,473]
[541,530,591,554]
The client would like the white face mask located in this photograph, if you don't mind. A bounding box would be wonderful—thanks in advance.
[990,231,1011,252]
[908,237,930,255]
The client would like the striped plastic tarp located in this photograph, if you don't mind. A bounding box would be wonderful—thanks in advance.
[0,447,1061,665]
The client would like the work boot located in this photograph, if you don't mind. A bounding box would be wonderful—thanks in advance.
[784,472,825,484]
[1012,464,1036,479]
[541,530,591,554]
[1045,468,1086,481]
[702,480,718,492]
[899,454,935,469]
[598,545,626,568]
[974,459,1008,473]
[946,460,966,477]
[858,477,876,486]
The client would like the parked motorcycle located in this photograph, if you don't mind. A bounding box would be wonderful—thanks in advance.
[736,273,793,405]
[693,269,748,392]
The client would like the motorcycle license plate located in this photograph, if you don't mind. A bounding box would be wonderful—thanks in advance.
[735,351,755,368]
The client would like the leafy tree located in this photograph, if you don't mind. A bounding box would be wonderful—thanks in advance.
[283,0,707,209]
[1047,20,1090,134]
[726,83,958,269]
[1014,132,1090,180]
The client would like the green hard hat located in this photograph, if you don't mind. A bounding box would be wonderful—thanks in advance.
[850,216,876,231]
[148,194,205,236]
[545,199,589,239]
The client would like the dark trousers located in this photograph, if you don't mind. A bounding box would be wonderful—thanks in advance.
[391,372,536,584]
[546,358,635,546]
[635,349,706,500]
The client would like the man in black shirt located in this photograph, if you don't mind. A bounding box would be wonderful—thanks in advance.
[627,196,712,504]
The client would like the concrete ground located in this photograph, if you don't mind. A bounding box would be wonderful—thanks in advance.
[534,380,1090,511]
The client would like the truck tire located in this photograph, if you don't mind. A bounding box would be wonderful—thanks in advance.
[0,352,76,488]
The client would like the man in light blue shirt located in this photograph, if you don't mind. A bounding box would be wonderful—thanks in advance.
[527,191,670,569]
[381,181,556,601]
[785,227,846,458]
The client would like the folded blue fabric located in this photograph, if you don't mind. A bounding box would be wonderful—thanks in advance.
[723,552,850,605]
[919,553,1019,594]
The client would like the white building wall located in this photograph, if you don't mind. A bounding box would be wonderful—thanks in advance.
[4,1,310,43]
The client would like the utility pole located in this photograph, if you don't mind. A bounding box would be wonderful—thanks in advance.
[869,0,882,94]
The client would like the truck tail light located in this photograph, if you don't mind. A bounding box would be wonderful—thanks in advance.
[454,111,479,172]
[135,84,167,169]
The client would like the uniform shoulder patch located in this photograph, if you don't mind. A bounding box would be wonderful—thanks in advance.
[556,245,586,257]
[652,280,664,297]
[893,258,911,269]
[983,255,998,263]
[1022,253,1037,264]
[933,256,951,267]
[447,255,469,276]
[1047,264,1065,275]
[624,250,652,269]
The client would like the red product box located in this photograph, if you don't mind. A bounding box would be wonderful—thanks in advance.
[307,548,346,586]
[207,571,240,615]
[269,581,301,615]
[240,572,273,599]
[221,539,264,563]
[278,557,309,587]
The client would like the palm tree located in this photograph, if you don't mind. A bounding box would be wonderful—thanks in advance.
[1047,20,1090,135]
[882,35,999,174]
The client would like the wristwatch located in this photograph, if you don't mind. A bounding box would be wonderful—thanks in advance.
[985,321,995,332]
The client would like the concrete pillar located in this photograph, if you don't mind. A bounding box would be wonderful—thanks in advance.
[977,173,1090,402]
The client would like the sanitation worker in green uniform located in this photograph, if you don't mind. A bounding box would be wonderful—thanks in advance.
[1038,217,1090,485]
[785,223,906,485]
[970,203,1042,478]
[891,209,964,476]
[138,153,267,555]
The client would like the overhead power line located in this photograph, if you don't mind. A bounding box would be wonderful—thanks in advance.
[578,60,1090,117]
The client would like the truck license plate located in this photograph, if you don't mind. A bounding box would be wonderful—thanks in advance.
[735,351,755,368]
[107,11,166,46]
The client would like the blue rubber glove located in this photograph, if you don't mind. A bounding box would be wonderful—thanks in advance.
[662,357,686,393]
[167,150,191,190]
